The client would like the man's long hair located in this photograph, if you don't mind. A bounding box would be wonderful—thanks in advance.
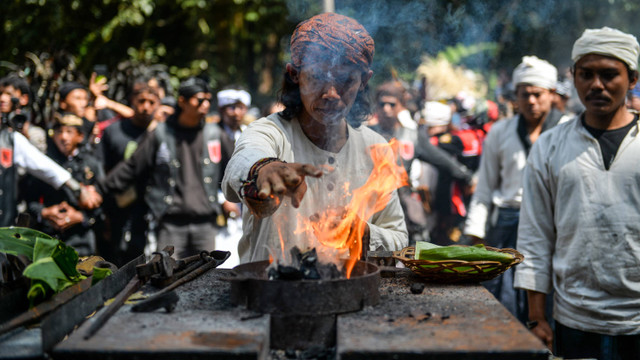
[278,69,372,128]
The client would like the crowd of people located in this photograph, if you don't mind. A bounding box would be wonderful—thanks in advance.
[2,12,640,359]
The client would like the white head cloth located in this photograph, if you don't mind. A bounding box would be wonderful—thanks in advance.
[217,89,251,108]
[422,101,452,127]
[512,56,558,90]
[571,27,639,71]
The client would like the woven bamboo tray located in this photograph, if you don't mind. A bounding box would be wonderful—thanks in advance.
[393,245,524,283]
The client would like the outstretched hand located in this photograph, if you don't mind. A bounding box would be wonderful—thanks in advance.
[246,162,323,217]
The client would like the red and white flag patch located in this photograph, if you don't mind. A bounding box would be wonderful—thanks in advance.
[0,148,12,168]
[207,140,221,164]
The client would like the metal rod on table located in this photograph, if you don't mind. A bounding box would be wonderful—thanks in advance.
[83,275,142,340]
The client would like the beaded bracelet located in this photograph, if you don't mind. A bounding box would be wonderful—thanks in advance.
[240,157,283,199]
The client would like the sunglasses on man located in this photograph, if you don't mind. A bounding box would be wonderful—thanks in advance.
[378,101,397,108]
[195,97,211,106]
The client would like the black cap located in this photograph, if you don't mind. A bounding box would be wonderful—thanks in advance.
[59,82,86,102]
[178,77,210,99]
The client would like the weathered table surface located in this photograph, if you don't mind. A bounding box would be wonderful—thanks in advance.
[52,267,549,360]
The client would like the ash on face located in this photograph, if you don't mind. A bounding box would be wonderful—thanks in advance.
[268,247,343,281]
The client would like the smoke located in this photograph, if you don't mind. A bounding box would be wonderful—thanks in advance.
[283,0,640,89]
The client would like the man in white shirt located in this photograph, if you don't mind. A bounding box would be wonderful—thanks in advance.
[515,27,640,359]
[463,56,563,322]
[222,13,408,266]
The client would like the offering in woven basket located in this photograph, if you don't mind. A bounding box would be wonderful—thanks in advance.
[393,241,523,283]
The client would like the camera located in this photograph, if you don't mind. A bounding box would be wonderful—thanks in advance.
[1,97,28,131]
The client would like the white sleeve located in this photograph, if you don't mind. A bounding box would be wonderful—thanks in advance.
[222,119,286,202]
[513,141,555,294]
[368,190,409,252]
[13,132,71,189]
[463,126,501,239]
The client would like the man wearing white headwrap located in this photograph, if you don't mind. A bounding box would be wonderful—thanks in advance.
[515,27,640,358]
[419,101,466,245]
[463,55,564,324]
[216,86,252,268]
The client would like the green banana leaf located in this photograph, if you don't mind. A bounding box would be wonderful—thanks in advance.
[0,227,55,260]
[91,266,113,285]
[0,227,86,306]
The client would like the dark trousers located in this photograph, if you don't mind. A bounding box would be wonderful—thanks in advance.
[556,321,640,360]
[481,207,528,323]
[157,215,217,259]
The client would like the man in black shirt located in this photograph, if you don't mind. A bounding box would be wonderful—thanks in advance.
[98,79,160,264]
[96,77,225,258]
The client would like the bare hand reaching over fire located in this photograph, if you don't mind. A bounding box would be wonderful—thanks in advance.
[243,159,323,218]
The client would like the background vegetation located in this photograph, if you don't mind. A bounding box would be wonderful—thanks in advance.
[2,0,640,108]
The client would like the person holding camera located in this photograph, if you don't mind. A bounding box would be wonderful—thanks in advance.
[0,75,47,153]
[0,94,103,226]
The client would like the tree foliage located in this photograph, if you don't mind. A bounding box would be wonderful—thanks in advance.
[2,0,640,106]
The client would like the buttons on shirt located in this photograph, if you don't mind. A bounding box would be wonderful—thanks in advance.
[328,157,335,164]
[171,160,181,168]
[164,195,173,204]
[203,158,211,165]
[208,195,215,202]
[168,179,175,187]
[204,177,212,184]
[327,182,335,191]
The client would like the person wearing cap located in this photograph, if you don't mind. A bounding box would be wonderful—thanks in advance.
[217,86,251,141]
[23,113,104,256]
[222,13,408,263]
[215,86,252,267]
[421,101,466,245]
[627,81,640,111]
[58,79,134,150]
[515,27,640,358]
[96,77,226,258]
[552,78,574,117]
[217,86,251,217]
[97,78,160,265]
[56,82,100,151]
[463,56,566,323]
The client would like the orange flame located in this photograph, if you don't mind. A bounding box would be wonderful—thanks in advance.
[302,139,408,277]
